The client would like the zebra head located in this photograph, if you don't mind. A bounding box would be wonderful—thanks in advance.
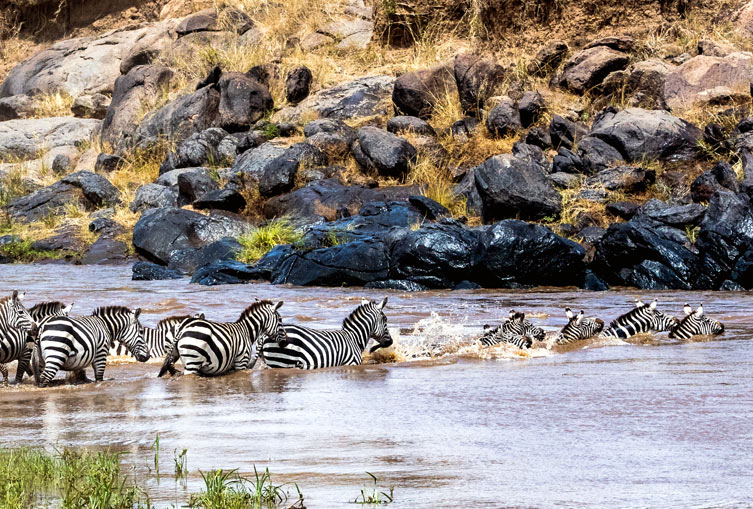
[95,306,149,362]
[669,304,724,339]
[646,299,679,332]
[557,308,605,344]
[242,300,287,348]
[351,297,392,353]
[505,310,545,342]
[2,291,36,334]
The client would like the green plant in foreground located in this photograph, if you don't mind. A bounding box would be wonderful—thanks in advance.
[188,467,303,509]
[353,472,394,505]
[152,434,160,477]
[174,448,188,481]
[237,219,302,264]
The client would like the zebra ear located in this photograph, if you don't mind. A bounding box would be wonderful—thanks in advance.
[695,305,704,317]
[649,300,657,310]
[576,311,584,325]
[508,309,515,319]
[275,301,284,311]
[13,290,25,302]
[197,313,205,319]
[378,297,387,310]
[483,324,492,330]
[361,298,369,306]
[683,303,692,315]
[565,308,573,319]
[63,303,73,314]
[133,308,141,319]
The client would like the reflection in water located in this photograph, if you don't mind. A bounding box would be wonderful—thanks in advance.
[1,265,752,507]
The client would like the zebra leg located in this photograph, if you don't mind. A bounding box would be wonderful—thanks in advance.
[1,363,8,385]
[158,341,181,378]
[92,354,106,382]
[14,344,33,384]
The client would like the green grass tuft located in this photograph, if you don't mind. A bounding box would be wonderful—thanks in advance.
[353,472,394,505]
[188,467,304,509]
[237,219,302,264]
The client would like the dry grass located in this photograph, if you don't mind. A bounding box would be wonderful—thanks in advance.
[31,91,74,117]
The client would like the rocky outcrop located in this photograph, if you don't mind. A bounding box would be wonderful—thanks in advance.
[272,76,394,124]
[217,72,274,131]
[0,117,101,160]
[558,46,630,94]
[453,54,505,116]
[285,66,313,104]
[392,64,457,119]
[352,127,417,178]
[663,53,753,111]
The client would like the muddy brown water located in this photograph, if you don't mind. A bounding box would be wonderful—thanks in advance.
[1,264,752,507]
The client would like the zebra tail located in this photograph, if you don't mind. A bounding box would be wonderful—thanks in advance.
[32,338,43,386]
[158,341,180,378]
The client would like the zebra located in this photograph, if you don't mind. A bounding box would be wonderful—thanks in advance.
[13,301,74,383]
[110,314,204,358]
[159,301,285,377]
[35,306,148,387]
[260,298,392,370]
[599,299,678,339]
[479,324,533,349]
[0,291,37,384]
[669,304,724,339]
[555,308,605,345]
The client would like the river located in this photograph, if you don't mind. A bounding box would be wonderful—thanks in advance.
[1,264,752,508]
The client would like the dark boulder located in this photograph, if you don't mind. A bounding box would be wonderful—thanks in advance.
[178,169,218,205]
[175,8,219,35]
[552,148,584,174]
[303,118,357,144]
[392,63,457,119]
[452,280,482,290]
[577,136,625,174]
[486,99,521,137]
[475,220,586,288]
[451,117,479,140]
[386,116,436,136]
[593,220,698,289]
[258,143,328,197]
[164,128,229,171]
[171,237,243,275]
[408,195,449,220]
[528,41,569,77]
[94,153,125,173]
[606,201,641,220]
[473,154,562,222]
[558,46,630,94]
[61,172,120,207]
[549,172,580,189]
[518,91,545,128]
[589,107,702,162]
[389,221,480,288]
[130,184,178,214]
[81,237,129,265]
[191,260,257,286]
[132,261,183,281]
[365,280,430,292]
[583,270,609,291]
[218,72,274,132]
[353,127,417,178]
[633,199,706,228]
[586,35,635,52]
[549,115,587,150]
[5,182,82,222]
[285,66,313,104]
[453,54,505,116]
[695,191,753,289]
[690,161,739,203]
[193,188,246,213]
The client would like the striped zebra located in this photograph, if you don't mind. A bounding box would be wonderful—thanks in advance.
[599,299,677,339]
[503,310,546,341]
[555,308,604,345]
[669,304,724,339]
[14,301,74,383]
[110,314,204,358]
[159,301,285,377]
[260,298,392,369]
[0,291,36,384]
[479,324,533,349]
[35,306,148,387]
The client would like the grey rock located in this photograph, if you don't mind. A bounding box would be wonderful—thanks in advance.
[353,126,417,178]
[130,183,178,212]
[0,117,101,160]
[71,93,110,119]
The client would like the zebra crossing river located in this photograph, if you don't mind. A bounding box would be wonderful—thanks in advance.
[1,264,752,507]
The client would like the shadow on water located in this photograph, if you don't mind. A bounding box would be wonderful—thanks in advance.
[1,265,753,507]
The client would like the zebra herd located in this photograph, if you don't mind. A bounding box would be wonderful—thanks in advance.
[0,291,726,386]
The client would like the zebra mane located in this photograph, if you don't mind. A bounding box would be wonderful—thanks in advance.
[238,300,275,321]
[0,296,11,305]
[608,304,651,329]
[29,301,67,312]
[92,305,133,316]
[158,314,195,327]
[342,302,375,329]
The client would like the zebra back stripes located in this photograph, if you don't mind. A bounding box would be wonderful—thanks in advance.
[556,308,604,345]
[110,314,203,358]
[501,310,546,341]
[599,299,677,339]
[669,304,724,339]
[479,324,533,349]
[36,306,147,387]
[159,301,285,377]
[261,298,392,370]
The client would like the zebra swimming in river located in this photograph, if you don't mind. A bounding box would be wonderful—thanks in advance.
[555,308,604,345]
[35,306,148,387]
[0,291,37,384]
[479,324,533,349]
[159,301,285,377]
[598,299,677,339]
[260,298,392,369]
[669,304,724,339]
[110,314,204,358]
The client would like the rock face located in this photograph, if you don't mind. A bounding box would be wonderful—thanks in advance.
[285,66,313,104]
[0,26,149,98]
[132,261,183,281]
[585,166,656,193]
[0,117,101,160]
[663,53,753,111]
[588,107,702,162]
[131,184,179,212]
[486,100,521,137]
[71,93,110,119]
[690,162,740,203]
[132,208,252,266]
[353,127,417,178]
[528,41,569,76]
[217,72,274,131]
[453,54,505,115]
[473,154,562,222]
[257,143,327,197]
[475,220,586,287]
[392,64,457,119]
[272,76,394,124]
[6,172,119,222]
[558,46,630,94]
[101,64,174,148]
